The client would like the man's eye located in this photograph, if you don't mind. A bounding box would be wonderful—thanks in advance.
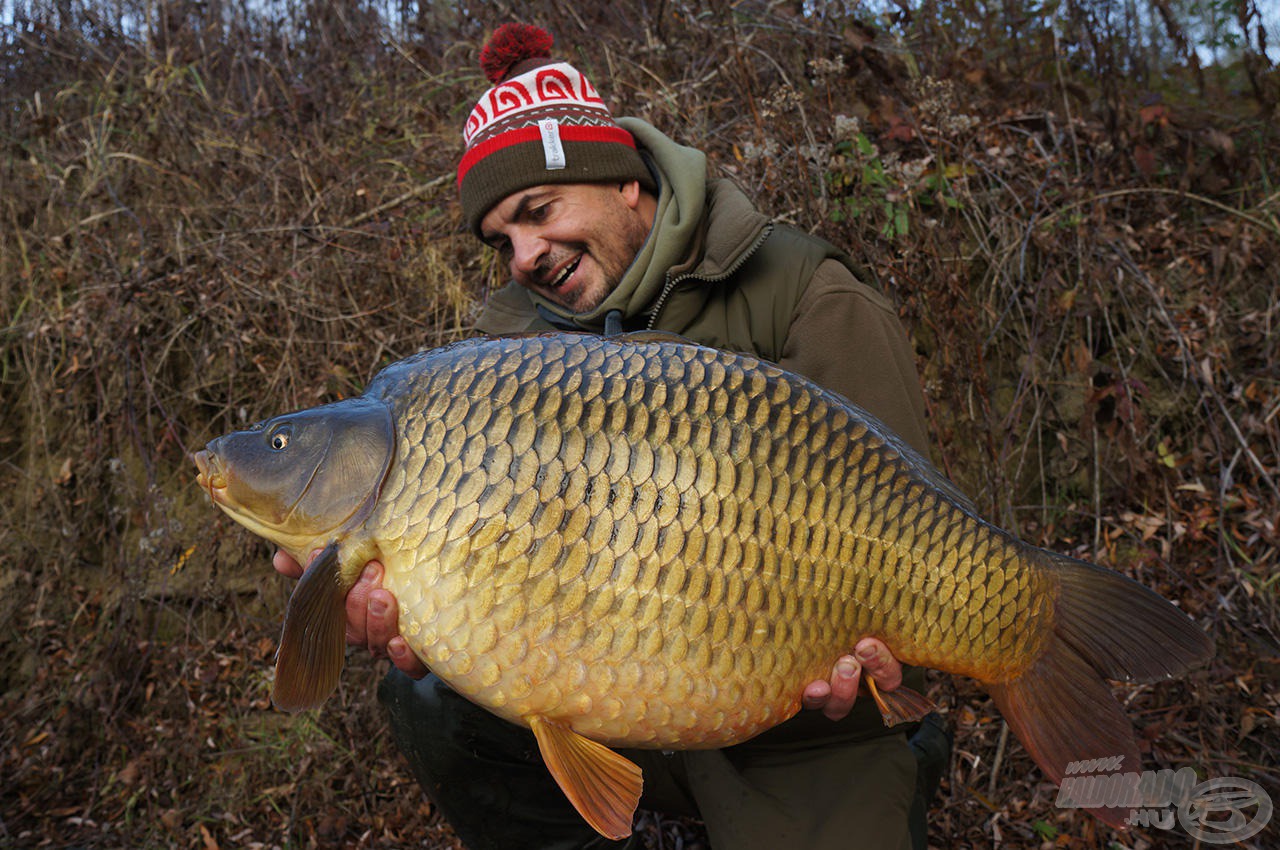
[528,204,549,222]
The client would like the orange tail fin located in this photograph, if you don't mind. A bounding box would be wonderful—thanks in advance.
[986,550,1213,828]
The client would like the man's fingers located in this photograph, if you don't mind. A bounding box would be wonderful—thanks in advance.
[854,637,902,691]
[800,656,862,720]
[344,562,381,645]
[801,679,832,711]
[387,635,430,679]
[801,641,905,722]
[365,586,399,654]
[822,655,861,721]
[272,549,304,580]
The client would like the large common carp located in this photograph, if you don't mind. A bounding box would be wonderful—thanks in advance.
[194,332,1212,838]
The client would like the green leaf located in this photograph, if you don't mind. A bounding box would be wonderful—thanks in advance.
[1032,820,1059,840]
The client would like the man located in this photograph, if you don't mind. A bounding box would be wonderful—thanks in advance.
[275,23,948,850]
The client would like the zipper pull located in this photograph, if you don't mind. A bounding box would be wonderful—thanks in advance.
[603,310,623,337]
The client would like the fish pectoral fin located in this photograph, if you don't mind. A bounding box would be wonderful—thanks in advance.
[865,677,937,726]
[272,541,348,712]
[528,715,642,841]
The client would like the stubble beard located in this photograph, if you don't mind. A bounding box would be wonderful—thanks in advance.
[548,200,653,315]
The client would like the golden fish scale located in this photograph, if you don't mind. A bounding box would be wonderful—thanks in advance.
[368,335,1054,749]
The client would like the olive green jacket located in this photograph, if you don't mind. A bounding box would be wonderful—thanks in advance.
[475,119,929,454]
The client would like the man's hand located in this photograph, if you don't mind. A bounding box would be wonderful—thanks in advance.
[800,638,902,722]
[272,550,428,679]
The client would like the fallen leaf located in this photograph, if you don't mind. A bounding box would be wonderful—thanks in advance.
[118,758,141,786]
[1134,143,1157,176]
[1139,104,1168,127]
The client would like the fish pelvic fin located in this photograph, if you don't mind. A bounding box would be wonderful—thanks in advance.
[986,550,1214,829]
[528,715,643,841]
[272,542,349,712]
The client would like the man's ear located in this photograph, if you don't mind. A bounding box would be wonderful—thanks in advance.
[618,179,643,209]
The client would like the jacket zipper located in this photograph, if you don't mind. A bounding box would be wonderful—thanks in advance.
[645,223,774,330]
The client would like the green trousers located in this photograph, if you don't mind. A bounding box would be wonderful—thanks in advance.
[379,671,949,850]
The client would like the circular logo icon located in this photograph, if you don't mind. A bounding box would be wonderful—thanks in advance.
[1177,777,1273,844]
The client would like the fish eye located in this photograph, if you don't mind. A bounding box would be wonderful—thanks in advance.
[269,426,292,450]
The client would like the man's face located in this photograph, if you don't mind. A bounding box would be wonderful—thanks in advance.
[479,181,654,314]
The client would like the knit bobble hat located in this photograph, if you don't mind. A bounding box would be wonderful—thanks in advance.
[457,23,655,236]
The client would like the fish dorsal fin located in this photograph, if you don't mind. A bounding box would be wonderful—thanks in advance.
[848,403,982,514]
[617,330,692,345]
[272,542,348,712]
[528,715,643,840]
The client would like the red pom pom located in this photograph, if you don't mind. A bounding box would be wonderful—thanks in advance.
[480,23,554,84]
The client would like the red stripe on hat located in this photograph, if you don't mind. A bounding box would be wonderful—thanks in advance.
[456,125,638,186]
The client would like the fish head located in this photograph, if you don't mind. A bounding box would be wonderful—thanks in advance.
[194,397,395,555]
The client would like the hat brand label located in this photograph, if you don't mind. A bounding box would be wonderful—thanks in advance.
[538,119,566,170]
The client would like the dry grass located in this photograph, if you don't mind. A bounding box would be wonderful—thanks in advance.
[1,2,1277,848]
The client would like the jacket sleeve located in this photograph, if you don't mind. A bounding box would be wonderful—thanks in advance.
[777,259,932,458]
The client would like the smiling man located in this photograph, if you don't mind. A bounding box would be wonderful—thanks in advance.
[275,23,950,850]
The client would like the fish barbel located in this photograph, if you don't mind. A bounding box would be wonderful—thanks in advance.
[194,332,1212,838]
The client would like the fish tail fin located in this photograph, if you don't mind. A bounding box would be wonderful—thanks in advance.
[1046,551,1215,684]
[986,550,1213,829]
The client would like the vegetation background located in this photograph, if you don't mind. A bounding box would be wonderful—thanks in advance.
[2,1,1277,847]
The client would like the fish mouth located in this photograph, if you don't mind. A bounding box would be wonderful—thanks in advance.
[193,449,227,502]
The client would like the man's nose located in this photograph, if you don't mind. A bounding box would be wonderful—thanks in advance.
[509,233,547,278]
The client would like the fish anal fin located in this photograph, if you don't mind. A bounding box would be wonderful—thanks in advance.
[272,542,348,712]
[528,715,642,840]
[865,677,937,726]
[986,643,1137,830]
